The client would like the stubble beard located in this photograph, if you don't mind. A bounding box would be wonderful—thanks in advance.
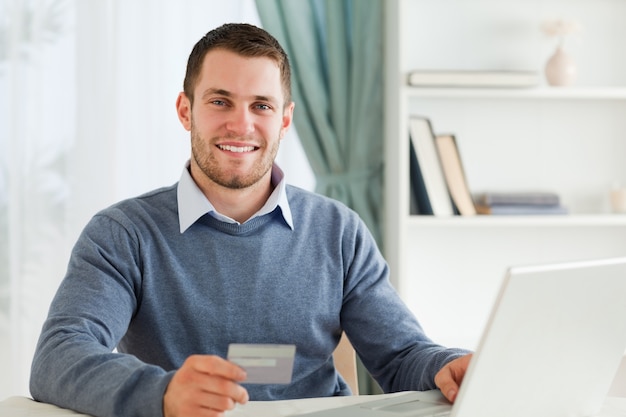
[190,123,280,190]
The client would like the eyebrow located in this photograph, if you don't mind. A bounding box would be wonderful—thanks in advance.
[201,88,278,105]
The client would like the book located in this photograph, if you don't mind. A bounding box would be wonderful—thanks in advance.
[475,203,568,215]
[409,139,432,215]
[408,117,454,216]
[473,191,560,206]
[435,134,477,216]
[406,70,540,88]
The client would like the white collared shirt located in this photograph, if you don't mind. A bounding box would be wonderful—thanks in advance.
[177,161,294,233]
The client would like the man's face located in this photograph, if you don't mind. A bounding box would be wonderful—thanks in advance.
[177,48,294,191]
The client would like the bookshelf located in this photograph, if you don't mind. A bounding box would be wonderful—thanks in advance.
[384,0,626,351]
[405,86,626,100]
[408,215,626,228]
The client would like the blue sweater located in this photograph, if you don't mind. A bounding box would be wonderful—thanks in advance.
[30,183,467,417]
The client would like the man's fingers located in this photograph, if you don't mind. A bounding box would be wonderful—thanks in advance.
[186,355,249,404]
[163,355,249,417]
[434,354,473,403]
[188,354,247,381]
[197,392,240,412]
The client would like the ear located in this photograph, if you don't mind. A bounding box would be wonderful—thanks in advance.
[176,92,192,131]
[279,101,295,140]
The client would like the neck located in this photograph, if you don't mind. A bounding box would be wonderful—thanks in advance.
[213,182,273,223]
[192,168,275,223]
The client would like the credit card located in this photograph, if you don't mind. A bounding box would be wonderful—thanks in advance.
[227,343,296,384]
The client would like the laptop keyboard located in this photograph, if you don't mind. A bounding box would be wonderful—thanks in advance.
[359,394,451,416]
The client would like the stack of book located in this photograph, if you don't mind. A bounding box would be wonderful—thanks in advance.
[408,115,568,217]
[472,191,568,215]
[409,116,476,216]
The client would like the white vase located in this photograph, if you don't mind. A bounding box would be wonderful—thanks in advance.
[545,45,577,86]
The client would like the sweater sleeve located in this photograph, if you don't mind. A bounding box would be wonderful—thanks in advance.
[339,218,471,393]
[30,212,173,417]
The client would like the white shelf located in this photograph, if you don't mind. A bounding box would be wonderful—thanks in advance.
[403,86,626,100]
[407,214,626,228]
[384,0,626,356]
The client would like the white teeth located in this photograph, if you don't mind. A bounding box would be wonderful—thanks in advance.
[218,144,256,153]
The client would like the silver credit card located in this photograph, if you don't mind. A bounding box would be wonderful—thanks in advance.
[227,343,296,384]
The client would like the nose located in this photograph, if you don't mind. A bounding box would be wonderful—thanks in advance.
[225,107,255,137]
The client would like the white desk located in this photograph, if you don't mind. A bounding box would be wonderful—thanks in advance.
[2,394,626,417]
[0,394,393,417]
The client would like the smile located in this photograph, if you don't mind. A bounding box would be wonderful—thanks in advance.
[217,144,257,153]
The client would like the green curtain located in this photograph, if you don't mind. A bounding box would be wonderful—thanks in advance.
[255,0,385,395]
[255,0,384,248]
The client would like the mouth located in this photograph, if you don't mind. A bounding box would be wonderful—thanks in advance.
[216,144,259,153]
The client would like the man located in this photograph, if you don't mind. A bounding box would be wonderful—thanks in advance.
[30,23,471,417]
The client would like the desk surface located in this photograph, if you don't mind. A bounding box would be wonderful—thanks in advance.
[2,394,626,417]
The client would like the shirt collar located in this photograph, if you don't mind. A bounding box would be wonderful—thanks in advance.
[177,161,293,233]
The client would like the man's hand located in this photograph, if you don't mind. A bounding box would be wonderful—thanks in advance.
[163,355,249,417]
[434,353,473,403]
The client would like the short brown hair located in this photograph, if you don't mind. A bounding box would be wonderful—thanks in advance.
[183,23,292,107]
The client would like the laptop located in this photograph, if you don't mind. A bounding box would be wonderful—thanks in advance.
[294,257,626,417]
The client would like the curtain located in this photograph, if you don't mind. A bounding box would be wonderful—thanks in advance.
[254,0,385,247]
[255,0,385,395]
[0,0,316,398]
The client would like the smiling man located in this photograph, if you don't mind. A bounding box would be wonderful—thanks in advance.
[30,23,471,417]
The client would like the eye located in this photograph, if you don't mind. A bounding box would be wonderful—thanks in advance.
[211,99,227,106]
[254,103,272,111]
